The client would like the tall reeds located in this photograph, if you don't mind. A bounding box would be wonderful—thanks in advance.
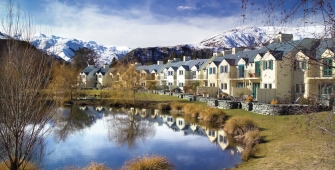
[224,116,261,161]
[121,155,173,170]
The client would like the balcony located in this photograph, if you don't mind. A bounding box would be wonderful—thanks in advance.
[230,71,261,79]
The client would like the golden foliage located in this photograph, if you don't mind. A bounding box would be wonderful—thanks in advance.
[0,161,37,170]
[245,95,253,102]
[270,99,278,105]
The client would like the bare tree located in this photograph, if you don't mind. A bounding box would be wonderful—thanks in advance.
[0,1,58,169]
[107,109,155,149]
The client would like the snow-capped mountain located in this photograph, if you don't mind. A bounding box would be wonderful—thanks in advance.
[200,26,325,47]
[30,34,131,65]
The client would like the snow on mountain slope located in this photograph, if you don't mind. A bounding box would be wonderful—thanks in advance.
[200,26,325,48]
[30,34,131,65]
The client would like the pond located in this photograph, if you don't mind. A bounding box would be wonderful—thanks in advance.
[44,106,242,170]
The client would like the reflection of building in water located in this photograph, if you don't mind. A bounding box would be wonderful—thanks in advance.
[205,128,218,142]
[79,106,88,111]
[231,145,244,155]
[79,106,242,153]
[139,109,154,118]
[96,106,105,112]
[176,117,189,130]
[218,130,229,150]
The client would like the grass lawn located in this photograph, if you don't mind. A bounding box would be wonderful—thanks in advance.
[225,109,335,170]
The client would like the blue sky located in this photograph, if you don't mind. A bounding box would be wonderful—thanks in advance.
[0,0,315,48]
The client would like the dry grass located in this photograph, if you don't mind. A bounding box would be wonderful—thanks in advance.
[61,162,111,170]
[198,107,227,123]
[224,116,258,136]
[183,103,202,118]
[223,109,335,170]
[0,161,37,170]
[157,103,171,110]
[121,155,173,170]
[170,102,184,111]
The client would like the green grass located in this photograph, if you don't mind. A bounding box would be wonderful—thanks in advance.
[224,109,335,170]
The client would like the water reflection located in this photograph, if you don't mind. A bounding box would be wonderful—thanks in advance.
[107,108,155,148]
[49,106,242,170]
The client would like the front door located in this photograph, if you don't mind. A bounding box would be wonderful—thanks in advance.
[253,83,260,98]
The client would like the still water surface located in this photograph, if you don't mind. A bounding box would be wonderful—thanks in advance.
[44,106,241,169]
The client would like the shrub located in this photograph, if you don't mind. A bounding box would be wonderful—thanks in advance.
[62,162,111,170]
[157,103,171,110]
[241,145,255,161]
[270,99,278,105]
[224,117,258,136]
[244,129,262,146]
[183,104,201,118]
[121,155,173,170]
[170,102,183,112]
[245,95,253,102]
[198,108,227,122]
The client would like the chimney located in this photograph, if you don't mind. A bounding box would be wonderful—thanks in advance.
[221,50,232,56]
[232,47,245,54]
[183,56,190,61]
[103,63,109,68]
[271,32,293,43]
[157,60,164,65]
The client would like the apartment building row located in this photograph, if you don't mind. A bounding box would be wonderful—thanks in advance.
[79,33,335,104]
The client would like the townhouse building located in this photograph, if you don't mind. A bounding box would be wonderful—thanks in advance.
[79,64,112,89]
[78,33,335,104]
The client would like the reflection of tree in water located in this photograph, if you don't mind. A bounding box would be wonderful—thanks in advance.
[107,111,156,148]
[52,106,95,142]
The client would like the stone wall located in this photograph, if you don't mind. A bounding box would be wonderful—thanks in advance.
[142,90,329,115]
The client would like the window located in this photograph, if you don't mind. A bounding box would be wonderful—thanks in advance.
[98,75,102,78]
[178,120,183,125]
[224,83,227,90]
[302,61,307,70]
[179,83,184,87]
[263,60,273,70]
[237,82,243,88]
[264,83,267,89]
[179,70,184,75]
[255,61,261,77]
[238,65,245,78]
[209,83,215,87]
[269,84,272,89]
[294,60,307,70]
[208,68,213,74]
[213,67,216,74]
[224,66,228,73]
[192,71,196,78]
[320,84,333,94]
[221,83,223,89]
[323,58,332,77]
[295,84,300,93]
[168,82,173,86]
[220,66,223,73]
[168,71,173,76]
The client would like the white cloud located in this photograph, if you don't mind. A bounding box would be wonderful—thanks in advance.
[176,6,196,11]
[32,1,251,48]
